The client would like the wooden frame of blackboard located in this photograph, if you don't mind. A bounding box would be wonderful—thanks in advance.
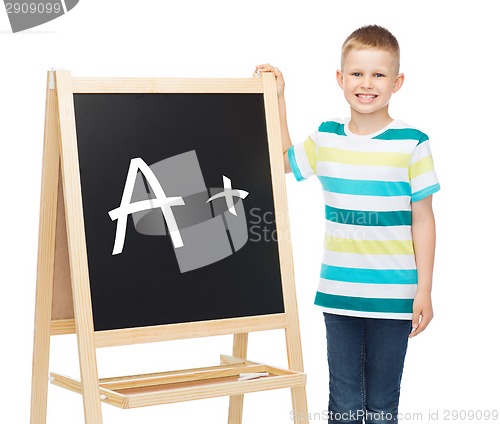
[30,70,309,423]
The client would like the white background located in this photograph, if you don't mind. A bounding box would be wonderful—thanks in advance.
[1,1,499,423]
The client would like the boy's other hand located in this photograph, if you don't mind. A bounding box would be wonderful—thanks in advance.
[409,291,433,338]
[255,64,284,97]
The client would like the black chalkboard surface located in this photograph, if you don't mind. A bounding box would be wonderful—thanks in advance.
[73,93,284,331]
[32,73,308,422]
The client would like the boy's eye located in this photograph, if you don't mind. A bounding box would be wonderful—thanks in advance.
[374,73,385,78]
[352,72,362,77]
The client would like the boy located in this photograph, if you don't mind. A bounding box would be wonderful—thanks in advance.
[256,25,439,424]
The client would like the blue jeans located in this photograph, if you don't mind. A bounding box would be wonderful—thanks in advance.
[324,313,412,424]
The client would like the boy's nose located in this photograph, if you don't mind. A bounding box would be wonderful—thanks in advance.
[361,77,373,89]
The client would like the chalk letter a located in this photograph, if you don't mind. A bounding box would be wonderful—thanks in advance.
[108,158,185,255]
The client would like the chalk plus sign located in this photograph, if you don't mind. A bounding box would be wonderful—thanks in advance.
[206,175,249,216]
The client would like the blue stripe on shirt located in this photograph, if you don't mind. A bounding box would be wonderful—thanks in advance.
[412,183,441,202]
[318,176,411,197]
[287,146,305,181]
[320,264,418,285]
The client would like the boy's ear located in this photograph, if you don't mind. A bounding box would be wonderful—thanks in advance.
[336,69,344,89]
[393,73,405,93]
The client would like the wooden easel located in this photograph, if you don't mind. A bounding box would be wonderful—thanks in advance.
[30,70,309,423]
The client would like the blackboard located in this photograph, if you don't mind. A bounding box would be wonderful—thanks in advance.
[73,93,285,331]
[32,73,307,423]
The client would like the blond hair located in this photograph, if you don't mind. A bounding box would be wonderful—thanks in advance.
[341,25,400,72]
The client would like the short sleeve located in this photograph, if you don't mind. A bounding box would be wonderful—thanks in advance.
[288,132,318,181]
[409,137,440,202]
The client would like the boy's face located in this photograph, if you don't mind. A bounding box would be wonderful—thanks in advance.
[337,48,404,117]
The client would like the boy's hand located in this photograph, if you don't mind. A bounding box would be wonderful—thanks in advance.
[255,64,284,97]
[409,290,433,338]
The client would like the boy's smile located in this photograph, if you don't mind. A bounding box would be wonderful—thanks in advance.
[355,93,378,103]
[337,48,404,128]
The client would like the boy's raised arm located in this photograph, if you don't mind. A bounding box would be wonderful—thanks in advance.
[255,64,292,173]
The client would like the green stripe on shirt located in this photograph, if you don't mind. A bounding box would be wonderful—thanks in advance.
[373,128,428,142]
[325,205,411,226]
[319,121,346,135]
[315,292,414,314]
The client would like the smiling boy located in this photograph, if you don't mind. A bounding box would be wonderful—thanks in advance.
[257,25,440,424]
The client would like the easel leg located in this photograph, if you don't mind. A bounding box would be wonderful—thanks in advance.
[30,75,61,424]
[54,70,104,424]
[30,253,55,424]
[227,333,248,424]
[285,326,309,424]
[291,386,309,423]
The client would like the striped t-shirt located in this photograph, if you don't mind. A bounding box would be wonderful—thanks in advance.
[288,118,440,320]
